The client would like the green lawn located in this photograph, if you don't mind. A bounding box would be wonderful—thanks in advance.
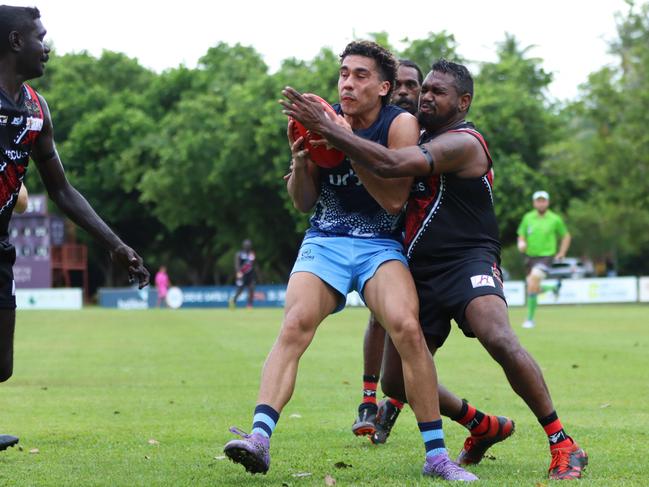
[1,305,648,486]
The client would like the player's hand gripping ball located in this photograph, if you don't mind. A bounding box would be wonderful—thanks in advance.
[289,94,345,169]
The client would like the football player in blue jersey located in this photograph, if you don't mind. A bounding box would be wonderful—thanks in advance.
[224,42,477,482]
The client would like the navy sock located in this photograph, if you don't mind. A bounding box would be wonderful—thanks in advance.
[251,404,280,438]
[418,419,446,458]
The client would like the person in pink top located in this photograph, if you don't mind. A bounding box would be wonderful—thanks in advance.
[155,266,171,308]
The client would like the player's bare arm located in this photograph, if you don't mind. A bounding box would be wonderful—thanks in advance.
[30,94,149,288]
[349,113,417,214]
[14,184,28,214]
[286,119,320,213]
[556,233,571,260]
[517,235,528,253]
[282,87,488,179]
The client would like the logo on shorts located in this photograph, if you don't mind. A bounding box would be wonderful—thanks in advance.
[297,248,314,262]
[470,275,495,288]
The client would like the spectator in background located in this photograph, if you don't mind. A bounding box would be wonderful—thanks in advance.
[605,253,617,277]
[517,191,571,328]
[229,239,256,309]
[154,265,171,308]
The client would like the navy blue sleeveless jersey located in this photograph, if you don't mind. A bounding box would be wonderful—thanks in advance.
[306,104,405,239]
[0,84,44,239]
[405,121,501,264]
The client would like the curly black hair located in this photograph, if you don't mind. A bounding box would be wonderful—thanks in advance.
[431,59,473,98]
[340,40,398,105]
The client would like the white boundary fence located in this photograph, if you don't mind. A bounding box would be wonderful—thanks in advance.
[348,276,646,307]
[16,288,83,310]
[17,277,649,310]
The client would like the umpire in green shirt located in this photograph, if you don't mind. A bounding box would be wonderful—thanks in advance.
[517,191,571,328]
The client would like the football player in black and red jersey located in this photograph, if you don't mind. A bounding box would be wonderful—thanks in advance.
[0,5,149,451]
[348,60,513,467]
[228,239,257,309]
[282,59,587,481]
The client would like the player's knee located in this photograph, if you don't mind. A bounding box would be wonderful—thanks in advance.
[481,327,522,362]
[278,314,316,349]
[527,283,540,294]
[389,318,425,353]
[368,314,381,329]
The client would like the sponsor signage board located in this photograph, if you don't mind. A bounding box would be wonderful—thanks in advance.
[16,288,82,310]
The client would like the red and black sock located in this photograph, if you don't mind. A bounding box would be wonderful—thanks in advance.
[452,399,488,434]
[360,374,379,412]
[539,411,574,450]
[388,398,405,410]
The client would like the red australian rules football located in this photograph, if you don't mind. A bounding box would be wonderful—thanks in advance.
[289,94,345,169]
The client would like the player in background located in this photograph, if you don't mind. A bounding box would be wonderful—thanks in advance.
[225,42,477,481]
[282,59,588,480]
[228,239,256,309]
[351,59,426,438]
[0,5,149,452]
[517,191,570,328]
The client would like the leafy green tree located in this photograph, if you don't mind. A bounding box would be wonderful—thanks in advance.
[133,44,305,283]
[23,20,649,289]
[546,2,649,273]
[471,35,561,243]
[400,31,462,70]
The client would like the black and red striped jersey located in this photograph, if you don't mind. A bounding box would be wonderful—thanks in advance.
[237,250,256,275]
[0,84,44,238]
[404,121,500,264]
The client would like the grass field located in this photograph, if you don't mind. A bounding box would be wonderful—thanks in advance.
[1,304,648,486]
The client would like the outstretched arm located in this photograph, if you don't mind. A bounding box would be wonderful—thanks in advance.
[281,87,488,178]
[30,95,149,288]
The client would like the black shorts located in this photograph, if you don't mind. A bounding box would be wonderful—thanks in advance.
[0,241,16,309]
[236,271,256,287]
[411,252,506,348]
[525,256,553,275]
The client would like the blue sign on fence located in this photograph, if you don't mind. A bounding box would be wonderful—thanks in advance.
[98,285,287,309]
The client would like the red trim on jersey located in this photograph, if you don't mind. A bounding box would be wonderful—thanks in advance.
[24,84,43,117]
[450,128,494,189]
[20,84,44,147]
[404,174,441,250]
[405,126,494,257]
[448,128,493,166]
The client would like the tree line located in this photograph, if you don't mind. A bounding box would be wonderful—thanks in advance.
[25,2,649,291]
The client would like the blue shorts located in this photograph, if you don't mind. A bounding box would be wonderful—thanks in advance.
[291,235,408,313]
